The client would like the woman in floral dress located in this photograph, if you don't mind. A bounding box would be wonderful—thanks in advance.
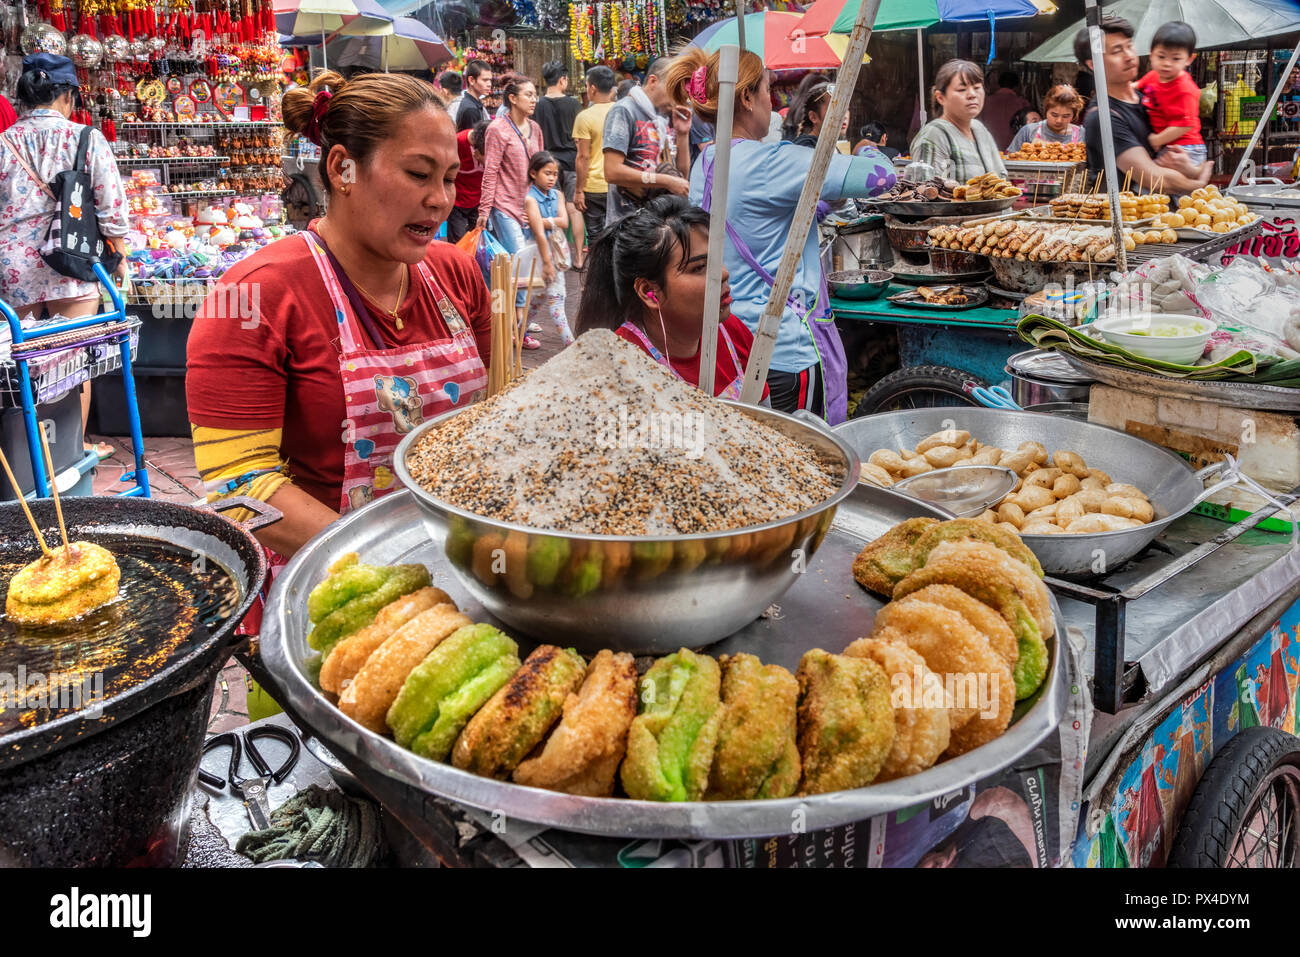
[0,54,129,458]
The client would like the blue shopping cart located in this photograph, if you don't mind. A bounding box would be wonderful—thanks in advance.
[0,262,149,498]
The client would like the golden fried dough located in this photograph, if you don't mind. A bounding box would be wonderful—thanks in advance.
[925,540,1054,639]
[338,603,472,733]
[513,650,639,796]
[842,638,950,780]
[911,517,1044,578]
[869,615,1013,757]
[320,587,453,694]
[851,517,939,597]
[877,583,1018,669]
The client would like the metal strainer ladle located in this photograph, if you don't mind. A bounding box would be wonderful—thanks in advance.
[872,465,1019,518]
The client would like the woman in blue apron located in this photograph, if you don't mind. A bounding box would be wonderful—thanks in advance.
[666,48,897,424]
[575,194,769,403]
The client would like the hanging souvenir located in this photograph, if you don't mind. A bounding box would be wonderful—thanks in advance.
[190,78,213,103]
[68,33,104,69]
[167,76,184,94]
[174,93,197,119]
[21,22,67,56]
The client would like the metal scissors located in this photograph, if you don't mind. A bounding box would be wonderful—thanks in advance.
[967,384,1023,411]
[199,726,301,831]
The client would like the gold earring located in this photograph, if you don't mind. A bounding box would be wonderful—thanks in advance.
[341,185,351,195]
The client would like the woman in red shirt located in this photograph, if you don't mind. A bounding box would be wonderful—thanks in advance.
[575,195,768,402]
[187,70,490,560]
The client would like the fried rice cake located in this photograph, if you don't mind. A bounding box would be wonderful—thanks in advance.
[842,638,950,780]
[875,583,1018,670]
[5,542,120,625]
[319,586,453,695]
[893,544,1050,700]
[911,518,1044,577]
[339,603,472,733]
[795,649,896,795]
[705,654,801,801]
[864,604,1014,757]
[512,649,639,797]
[851,517,939,598]
[452,644,588,779]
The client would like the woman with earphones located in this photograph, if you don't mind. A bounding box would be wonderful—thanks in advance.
[782,74,849,148]
[575,195,768,402]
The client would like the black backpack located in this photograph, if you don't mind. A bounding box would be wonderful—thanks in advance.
[3,125,123,283]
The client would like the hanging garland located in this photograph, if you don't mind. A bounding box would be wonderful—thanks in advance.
[568,0,668,62]
[569,3,594,61]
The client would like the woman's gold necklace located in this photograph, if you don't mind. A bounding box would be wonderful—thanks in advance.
[352,266,408,330]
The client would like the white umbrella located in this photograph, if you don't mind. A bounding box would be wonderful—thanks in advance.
[1025,0,1300,62]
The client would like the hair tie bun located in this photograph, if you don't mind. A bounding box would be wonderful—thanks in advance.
[687,64,709,107]
[302,88,332,146]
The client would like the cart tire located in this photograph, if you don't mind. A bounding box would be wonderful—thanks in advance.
[282,173,320,230]
[1168,727,1300,868]
[852,365,985,417]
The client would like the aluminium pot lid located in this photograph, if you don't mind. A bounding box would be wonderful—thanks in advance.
[1006,348,1097,384]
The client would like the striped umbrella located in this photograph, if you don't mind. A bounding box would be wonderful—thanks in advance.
[334,16,453,70]
[796,0,1046,37]
[274,0,393,68]
[691,12,866,70]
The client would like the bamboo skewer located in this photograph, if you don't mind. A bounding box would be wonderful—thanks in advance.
[1122,167,1132,194]
[38,427,67,549]
[0,448,50,556]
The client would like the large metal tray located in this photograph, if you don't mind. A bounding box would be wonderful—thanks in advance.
[258,486,1067,839]
[867,197,1016,218]
[1060,352,1300,412]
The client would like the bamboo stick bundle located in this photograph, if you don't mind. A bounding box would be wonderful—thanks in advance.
[487,253,515,396]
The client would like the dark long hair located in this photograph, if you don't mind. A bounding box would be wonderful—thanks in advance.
[576,196,710,334]
[783,73,833,141]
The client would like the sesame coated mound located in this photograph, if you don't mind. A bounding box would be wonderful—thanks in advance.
[405,330,845,534]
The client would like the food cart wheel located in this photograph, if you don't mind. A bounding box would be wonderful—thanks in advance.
[852,365,984,417]
[1168,727,1300,868]
[282,173,320,230]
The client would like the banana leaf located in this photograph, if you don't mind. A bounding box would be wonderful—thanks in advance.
[1016,314,1266,381]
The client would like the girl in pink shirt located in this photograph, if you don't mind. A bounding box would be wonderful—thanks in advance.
[477,77,544,333]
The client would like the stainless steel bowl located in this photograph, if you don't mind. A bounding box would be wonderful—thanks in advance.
[828,268,893,300]
[836,408,1234,577]
[393,401,862,653]
[1006,348,1094,407]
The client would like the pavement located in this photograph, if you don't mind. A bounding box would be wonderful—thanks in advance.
[85,265,587,733]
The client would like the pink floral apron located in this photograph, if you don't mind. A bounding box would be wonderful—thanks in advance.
[618,320,745,399]
[238,234,487,636]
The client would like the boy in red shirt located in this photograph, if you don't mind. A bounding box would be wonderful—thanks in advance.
[1137,21,1206,166]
